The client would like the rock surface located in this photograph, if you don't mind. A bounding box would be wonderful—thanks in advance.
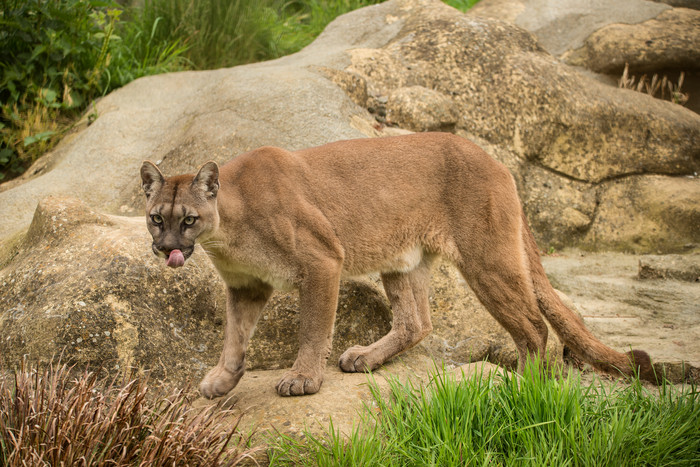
[386,86,459,131]
[542,251,700,377]
[583,176,700,252]
[562,8,700,74]
[638,253,700,282]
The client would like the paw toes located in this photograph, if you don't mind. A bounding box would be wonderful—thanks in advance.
[339,350,375,373]
[276,373,322,396]
[339,354,354,372]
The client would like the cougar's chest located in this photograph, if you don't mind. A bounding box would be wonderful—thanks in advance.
[204,247,294,292]
[224,262,294,291]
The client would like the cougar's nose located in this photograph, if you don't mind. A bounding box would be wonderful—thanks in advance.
[152,243,174,257]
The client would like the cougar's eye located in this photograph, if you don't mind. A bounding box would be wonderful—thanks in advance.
[183,216,197,226]
[151,214,163,224]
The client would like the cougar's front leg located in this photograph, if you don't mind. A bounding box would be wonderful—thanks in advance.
[200,284,272,399]
[276,259,342,396]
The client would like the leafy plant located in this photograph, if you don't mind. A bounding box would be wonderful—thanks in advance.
[0,0,188,181]
[123,0,389,71]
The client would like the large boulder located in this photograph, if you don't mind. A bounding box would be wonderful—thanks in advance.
[341,0,700,250]
[471,0,700,113]
[0,197,224,381]
[584,176,700,251]
[562,8,700,74]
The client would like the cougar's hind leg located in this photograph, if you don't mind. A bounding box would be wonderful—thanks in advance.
[456,233,548,373]
[339,256,434,372]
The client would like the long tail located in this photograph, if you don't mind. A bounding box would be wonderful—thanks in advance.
[520,213,658,383]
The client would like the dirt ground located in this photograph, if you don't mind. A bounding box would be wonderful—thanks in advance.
[541,250,700,375]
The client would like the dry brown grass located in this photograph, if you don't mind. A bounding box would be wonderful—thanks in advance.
[0,362,263,466]
[618,63,689,105]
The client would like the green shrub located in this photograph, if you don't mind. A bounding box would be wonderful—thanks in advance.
[121,0,276,71]
[0,0,187,180]
[124,0,387,71]
[0,0,481,181]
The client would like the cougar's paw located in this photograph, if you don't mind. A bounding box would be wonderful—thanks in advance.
[199,365,243,399]
[275,371,323,396]
[339,346,377,373]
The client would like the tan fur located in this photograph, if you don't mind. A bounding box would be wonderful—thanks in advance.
[140,132,657,398]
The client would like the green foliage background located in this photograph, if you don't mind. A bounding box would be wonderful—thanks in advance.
[0,0,478,180]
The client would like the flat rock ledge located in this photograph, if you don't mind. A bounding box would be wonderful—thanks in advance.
[638,253,700,282]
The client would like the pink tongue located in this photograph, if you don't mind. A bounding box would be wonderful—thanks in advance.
[166,249,185,268]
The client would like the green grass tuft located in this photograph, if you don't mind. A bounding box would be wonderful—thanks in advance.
[268,360,700,466]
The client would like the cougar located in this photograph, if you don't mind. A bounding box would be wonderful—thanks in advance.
[140,132,656,398]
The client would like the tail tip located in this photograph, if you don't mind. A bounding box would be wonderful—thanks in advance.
[625,350,659,384]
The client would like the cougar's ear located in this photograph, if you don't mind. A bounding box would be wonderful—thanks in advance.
[192,161,219,198]
[140,161,165,198]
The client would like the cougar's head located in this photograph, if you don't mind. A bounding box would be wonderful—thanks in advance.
[140,161,220,268]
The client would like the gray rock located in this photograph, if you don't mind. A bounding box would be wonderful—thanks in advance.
[584,175,700,253]
[519,165,597,248]
[469,0,670,56]
[563,8,700,74]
